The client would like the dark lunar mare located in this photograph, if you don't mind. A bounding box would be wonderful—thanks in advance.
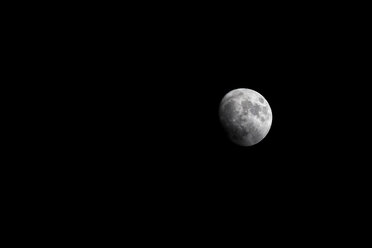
[241,99,263,118]
[250,103,262,117]
[241,100,253,115]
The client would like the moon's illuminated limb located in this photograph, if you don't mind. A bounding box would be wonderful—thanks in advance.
[219,88,272,146]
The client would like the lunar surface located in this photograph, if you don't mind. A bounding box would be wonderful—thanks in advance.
[219,88,272,146]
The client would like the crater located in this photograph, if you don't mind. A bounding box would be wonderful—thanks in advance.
[259,97,265,103]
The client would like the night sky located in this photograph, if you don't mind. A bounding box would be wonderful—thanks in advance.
[85,7,366,205]
[45,4,368,239]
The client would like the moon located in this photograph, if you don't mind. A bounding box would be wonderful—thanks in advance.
[219,88,273,146]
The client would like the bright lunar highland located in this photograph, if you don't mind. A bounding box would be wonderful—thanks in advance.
[219,88,272,146]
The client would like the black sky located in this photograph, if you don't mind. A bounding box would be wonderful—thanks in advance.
[78,6,366,191]
[44,4,369,238]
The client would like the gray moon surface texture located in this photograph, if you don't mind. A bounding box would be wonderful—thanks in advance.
[219,88,273,146]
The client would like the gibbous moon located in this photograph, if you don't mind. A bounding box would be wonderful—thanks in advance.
[219,88,272,146]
